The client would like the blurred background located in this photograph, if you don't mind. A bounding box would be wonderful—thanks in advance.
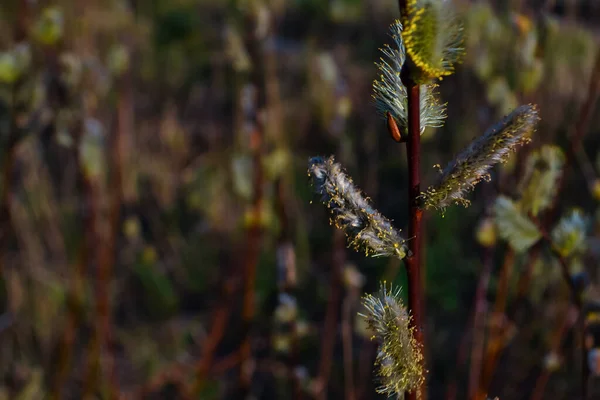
[0,0,599,399]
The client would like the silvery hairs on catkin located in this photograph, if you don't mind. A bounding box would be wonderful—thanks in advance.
[372,20,446,139]
[421,104,539,211]
[308,156,408,259]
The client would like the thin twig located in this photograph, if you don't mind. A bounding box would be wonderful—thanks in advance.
[477,248,515,400]
[315,230,344,399]
[529,305,578,400]
[468,246,494,399]
[274,177,302,399]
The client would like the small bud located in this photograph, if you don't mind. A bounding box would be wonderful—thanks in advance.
[0,53,19,84]
[274,293,297,323]
[343,264,365,290]
[544,352,561,371]
[33,7,64,46]
[551,209,588,258]
[476,217,497,248]
[591,179,600,201]
[519,145,565,216]
[107,45,130,77]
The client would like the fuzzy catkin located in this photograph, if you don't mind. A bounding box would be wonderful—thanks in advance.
[494,195,541,253]
[551,209,588,258]
[401,0,464,82]
[308,156,408,259]
[373,20,446,139]
[421,104,539,211]
[360,283,424,397]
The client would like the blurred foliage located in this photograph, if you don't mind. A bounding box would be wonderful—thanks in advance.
[0,0,598,399]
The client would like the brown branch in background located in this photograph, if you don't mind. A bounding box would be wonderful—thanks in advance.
[477,248,515,400]
[121,350,242,399]
[81,179,102,398]
[0,137,17,283]
[513,245,542,309]
[274,178,302,399]
[15,0,30,42]
[356,338,377,400]
[237,105,265,398]
[236,6,270,394]
[315,230,344,400]
[84,54,130,400]
[445,311,474,400]
[193,16,269,395]
[51,121,94,400]
[468,246,494,399]
[569,50,600,156]
[191,273,241,392]
[529,304,579,400]
[404,81,425,400]
[342,289,357,400]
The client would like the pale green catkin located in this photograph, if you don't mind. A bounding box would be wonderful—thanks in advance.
[494,195,541,253]
[518,145,565,217]
[551,209,588,258]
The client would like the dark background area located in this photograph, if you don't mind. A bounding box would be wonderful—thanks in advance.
[0,0,599,399]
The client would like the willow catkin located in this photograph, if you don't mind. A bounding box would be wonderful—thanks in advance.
[308,156,408,259]
[359,283,424,397]
[373,20,446,139]
[422,104,539,211]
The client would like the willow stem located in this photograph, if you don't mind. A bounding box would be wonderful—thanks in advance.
[405,81,425,400]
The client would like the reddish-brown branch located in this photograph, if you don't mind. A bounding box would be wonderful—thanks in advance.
[238,125,264,393]
[121,350,242,399]
[192,274,241,393]
[84,68,129,399]
[52,123,95,399]
[404,81,425,400]
[274,178,302,399]
[477,248,515,400]
[530,305,578,400]
[467,246,494,399]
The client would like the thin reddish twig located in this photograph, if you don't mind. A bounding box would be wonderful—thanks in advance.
[477,248,515,400]
[530,305,578,400]
[404,78,425,400]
